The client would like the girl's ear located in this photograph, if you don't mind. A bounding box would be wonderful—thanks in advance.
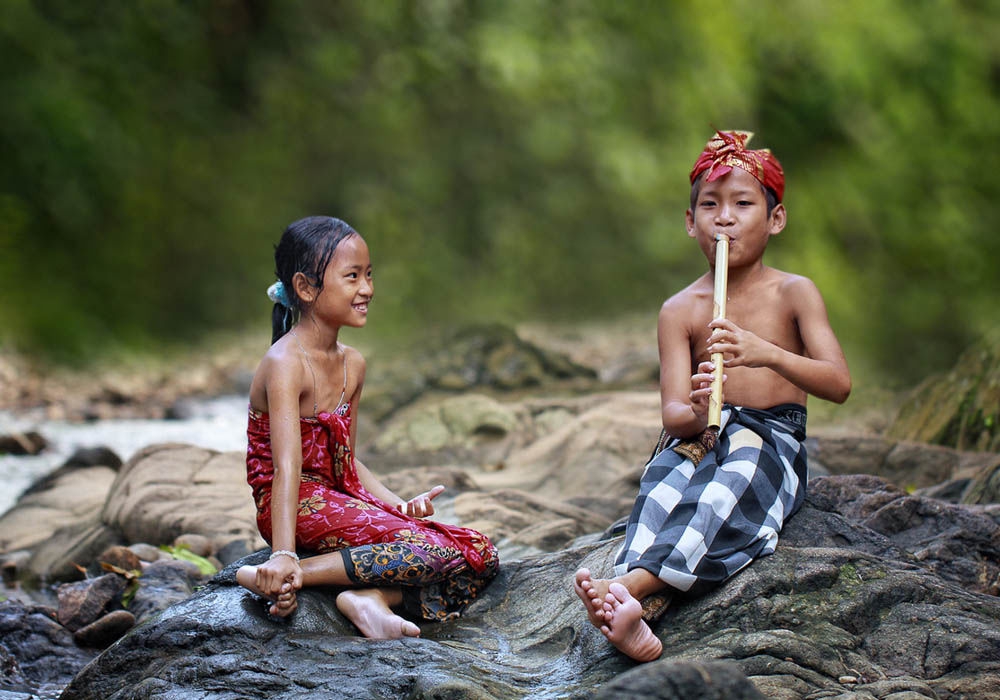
[292,271,315,305]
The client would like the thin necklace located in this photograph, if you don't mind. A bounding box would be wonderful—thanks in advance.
[289,330,319,416]
[289,329,347,416]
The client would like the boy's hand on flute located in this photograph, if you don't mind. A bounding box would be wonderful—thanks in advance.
[707,319,776,369]
[689,360,725,418]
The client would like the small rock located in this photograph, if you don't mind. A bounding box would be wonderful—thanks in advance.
[73,610,135,649]
[0,431,47,456]
[215,539,254,566]
[61,446,123,470]
[56,574,128,632]
[173,533,213,558]
[1,550,31,584]
[126,559,203,624]
[164,398,199,420]
[97,545,142,573]
[128,543,166,563]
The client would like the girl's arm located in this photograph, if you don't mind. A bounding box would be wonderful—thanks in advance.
[347,350,444,518]
[256,352,305,595]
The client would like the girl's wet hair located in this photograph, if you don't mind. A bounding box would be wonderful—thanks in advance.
[271,216,358,343]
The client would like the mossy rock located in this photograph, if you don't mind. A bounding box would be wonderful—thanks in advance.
[361,324,598,422]
[887,335,1000,451]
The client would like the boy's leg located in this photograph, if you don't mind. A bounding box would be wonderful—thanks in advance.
[574,566,666,627]
[599,582,663,662]
[615,414,805,595]
[574,568,665,662]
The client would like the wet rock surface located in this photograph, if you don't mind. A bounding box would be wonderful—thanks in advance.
[57,485,1000,699]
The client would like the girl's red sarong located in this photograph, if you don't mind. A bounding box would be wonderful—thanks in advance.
[246,404,498,619]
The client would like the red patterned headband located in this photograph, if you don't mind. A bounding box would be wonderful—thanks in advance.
[689,130,785,202]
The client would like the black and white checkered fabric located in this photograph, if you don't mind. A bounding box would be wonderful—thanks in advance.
[613,404,808,594]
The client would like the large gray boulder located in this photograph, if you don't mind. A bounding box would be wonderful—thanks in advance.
[58,477,1000,699]
[100,443,261,551]
[0,466,117,554]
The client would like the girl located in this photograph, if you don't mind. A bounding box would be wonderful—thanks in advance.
[237,216,498,639]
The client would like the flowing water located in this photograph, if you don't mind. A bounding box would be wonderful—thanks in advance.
[0,395,249,517]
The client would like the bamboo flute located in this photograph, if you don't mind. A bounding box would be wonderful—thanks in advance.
[707,234,729,430]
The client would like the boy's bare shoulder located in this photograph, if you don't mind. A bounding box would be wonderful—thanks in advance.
[768,268,823,300]
[660,273,713,315]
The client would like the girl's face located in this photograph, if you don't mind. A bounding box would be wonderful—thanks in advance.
[313,234,374,328]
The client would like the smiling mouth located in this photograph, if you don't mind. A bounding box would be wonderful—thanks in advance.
[353,302,369,313]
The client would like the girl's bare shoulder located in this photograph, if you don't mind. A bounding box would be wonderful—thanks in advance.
[340,344,367,382]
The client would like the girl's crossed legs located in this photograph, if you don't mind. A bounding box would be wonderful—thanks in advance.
[239,538,498,640]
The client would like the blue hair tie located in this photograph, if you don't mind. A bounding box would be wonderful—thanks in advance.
[267,281,292,308]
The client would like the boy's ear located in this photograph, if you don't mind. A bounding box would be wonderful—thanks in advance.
[685,209,696,237]
[292,271,315,304]
[768,203,787,236]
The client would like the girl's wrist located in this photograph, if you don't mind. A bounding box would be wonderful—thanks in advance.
[268,549,300,563]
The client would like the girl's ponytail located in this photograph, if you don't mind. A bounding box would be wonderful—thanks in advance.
[267,281,295,343]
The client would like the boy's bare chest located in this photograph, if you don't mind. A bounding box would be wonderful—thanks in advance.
[689,289,801,354]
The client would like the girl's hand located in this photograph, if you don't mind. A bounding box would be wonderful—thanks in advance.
[256,554,303,599]
[398,485,446,518]
[689,360,724,419]
[707,319,775,369]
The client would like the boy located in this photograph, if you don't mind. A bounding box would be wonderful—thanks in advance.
[574,130,851,662]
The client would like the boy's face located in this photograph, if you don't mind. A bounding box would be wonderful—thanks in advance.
[686,167,786,267]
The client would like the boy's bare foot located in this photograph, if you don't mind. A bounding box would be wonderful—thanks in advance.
[335,589,421,640]
[574,568,610,628]
[600,582,663,663]
[236,565,298,617]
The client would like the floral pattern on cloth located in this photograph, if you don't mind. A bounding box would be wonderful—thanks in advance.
[341,540,499,621]
[245,403,497,583]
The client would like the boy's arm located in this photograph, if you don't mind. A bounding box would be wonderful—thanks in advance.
[658,299,716,438]
[709,276,851,403]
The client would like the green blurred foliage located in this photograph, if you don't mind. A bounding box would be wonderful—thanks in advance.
[1,0,998,382]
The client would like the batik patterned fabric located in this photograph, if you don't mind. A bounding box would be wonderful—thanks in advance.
[341,540,498,621]
[613,404,807,595]
[246,404,498,620]
[689,130,785,202]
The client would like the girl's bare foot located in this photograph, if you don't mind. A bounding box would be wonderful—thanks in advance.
[335,589,421,640]
[600,582,663,662]
[236,565,298,618]
[574,568,611,628]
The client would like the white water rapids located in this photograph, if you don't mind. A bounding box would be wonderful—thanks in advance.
[0,395,249,517]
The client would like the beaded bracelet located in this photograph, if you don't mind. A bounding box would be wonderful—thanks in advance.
[268,549,300,562]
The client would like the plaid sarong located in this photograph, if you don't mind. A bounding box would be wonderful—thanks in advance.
[613,404,807,595]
